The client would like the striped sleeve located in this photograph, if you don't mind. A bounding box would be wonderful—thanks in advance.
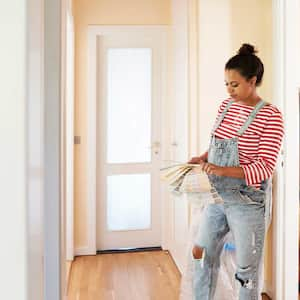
[241,109,284,186]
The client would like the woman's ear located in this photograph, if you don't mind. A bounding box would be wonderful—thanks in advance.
[249,76,257,86]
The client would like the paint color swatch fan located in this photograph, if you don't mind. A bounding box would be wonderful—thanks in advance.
[160,163,223,204]
[160,163,197,194]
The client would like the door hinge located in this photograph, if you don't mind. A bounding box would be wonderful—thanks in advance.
[74,136,81,145]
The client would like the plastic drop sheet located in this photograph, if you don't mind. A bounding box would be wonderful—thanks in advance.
[179,192,271,300]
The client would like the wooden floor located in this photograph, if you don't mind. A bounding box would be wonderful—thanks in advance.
[67,250,181,300]
[67,250,271,300]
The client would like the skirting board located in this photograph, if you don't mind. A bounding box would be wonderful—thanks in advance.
[75,246,96,256]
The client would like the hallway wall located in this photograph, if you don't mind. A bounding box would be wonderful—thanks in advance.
[73,0,171,249]
[0,1,27,299]
[198,0,273,152]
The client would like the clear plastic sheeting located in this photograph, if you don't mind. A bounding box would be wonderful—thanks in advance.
[179,191,270,300]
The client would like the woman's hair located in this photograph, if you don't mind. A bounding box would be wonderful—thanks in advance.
[225,43,264,86]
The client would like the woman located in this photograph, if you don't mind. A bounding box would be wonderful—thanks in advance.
[189,43,284,299]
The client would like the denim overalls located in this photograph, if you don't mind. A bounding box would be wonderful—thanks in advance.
[193,100,270,300]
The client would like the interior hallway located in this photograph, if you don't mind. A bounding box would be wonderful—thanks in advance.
[67,250,271,300]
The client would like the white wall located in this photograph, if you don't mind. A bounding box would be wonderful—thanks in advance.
[198,0,232,152]
[198,0,273,153]
[0,1,27,300]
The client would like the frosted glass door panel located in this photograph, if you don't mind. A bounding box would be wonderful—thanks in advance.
[107,174,151,231]
[107,48,152,163]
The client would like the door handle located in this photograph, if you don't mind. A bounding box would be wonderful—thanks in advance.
[149,141,161,149]
[148,142,160,154]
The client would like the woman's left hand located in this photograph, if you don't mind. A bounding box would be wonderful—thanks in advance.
[194,162,224,176]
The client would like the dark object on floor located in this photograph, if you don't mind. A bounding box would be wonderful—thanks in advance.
[261,292,271,300]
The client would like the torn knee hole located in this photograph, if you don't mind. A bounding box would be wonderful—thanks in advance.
[192,246,204,259]
[235,273,253,290]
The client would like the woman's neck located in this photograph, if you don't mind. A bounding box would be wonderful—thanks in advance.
[236,94,261,107]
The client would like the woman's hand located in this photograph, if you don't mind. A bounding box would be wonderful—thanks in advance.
[188,151,208,164]
[193,162,224,176]
[193,164,245,179]
[188,151,225,176]
[200,162,224,176]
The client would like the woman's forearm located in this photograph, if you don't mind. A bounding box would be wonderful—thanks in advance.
[220,166,245,178]
[198,163,245,178]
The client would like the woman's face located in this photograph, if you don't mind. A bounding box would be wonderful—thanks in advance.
[224,69,256,101]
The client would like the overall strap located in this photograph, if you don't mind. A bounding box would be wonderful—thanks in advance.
[237,100,267,136]
[211,100,235,135]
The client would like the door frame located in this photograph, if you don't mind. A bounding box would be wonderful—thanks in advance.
[272,0,300,299]
[63,0,75,262]
[27,0,65,298]
[26,0,45,299]
[85,25,169,255]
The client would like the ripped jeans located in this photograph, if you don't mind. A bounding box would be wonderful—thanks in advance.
[193,186,266,300]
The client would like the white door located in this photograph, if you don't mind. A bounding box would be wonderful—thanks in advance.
[96,31,164,250]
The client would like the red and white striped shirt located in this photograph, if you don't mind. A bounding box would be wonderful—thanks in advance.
[213,98,284,188]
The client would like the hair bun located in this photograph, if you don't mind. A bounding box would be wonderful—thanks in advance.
[238,43,257,55]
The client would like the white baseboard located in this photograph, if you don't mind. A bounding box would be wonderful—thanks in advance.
[74,246,96,256]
